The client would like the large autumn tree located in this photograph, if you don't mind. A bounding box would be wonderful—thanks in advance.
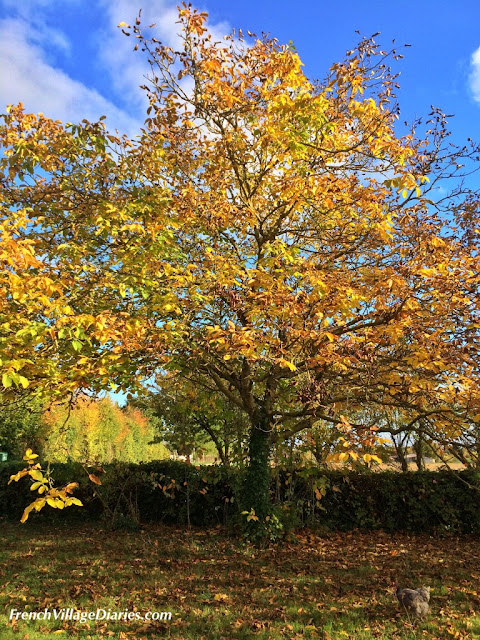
[2,6,480,529]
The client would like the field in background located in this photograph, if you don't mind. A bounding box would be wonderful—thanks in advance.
[378,461,467,472]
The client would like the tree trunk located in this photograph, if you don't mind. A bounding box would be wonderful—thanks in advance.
[198,418,229,466]
[242,409,271,520]
[414,428,425,471]
[475,427,480,469]
[392,434,408,472]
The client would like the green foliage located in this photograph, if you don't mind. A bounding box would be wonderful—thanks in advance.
[242,418,274,541]
[2,460,480,534]
[276,468,480,533]
[241,504,297,545]
[0,460,237,527]
[133,380,248,465]
[0,396,47,458]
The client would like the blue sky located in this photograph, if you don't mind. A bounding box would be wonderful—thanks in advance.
[1,0,480,148]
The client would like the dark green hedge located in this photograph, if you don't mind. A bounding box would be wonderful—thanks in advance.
[278,469,480,534]
[1,460,479,533]
[0,460,237,527]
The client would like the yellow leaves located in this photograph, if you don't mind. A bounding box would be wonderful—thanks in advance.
[213,593,230,602]
[419,267,436,277]
[327,450,357,463]
[8,450,83,522]
[242,508,259,522]
[377,219,394,243]
[47,498,65,509]
[4,369,36,394]
[29,469,44,482]
[1,373,12,388]
[431,236,446,248]
[327,419,384,467]
[119,222,145,235]
[363,453,382,464]
[384,171,427,201]
[327,450,382,465]
[20,499,44,523]
[278,358,296,371]
[203,59,222,75]
[8,469,29,484]
[20,489,82,523]
[23,448,38,462]
[66,497,83,507]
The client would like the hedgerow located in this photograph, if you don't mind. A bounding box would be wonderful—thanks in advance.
[1,460,479,533]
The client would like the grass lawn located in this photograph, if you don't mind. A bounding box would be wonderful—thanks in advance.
[0,521,479,639]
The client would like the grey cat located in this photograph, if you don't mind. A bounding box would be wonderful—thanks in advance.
[395,585,430,619]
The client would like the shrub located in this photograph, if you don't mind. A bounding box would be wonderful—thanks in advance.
[1,460,479,534]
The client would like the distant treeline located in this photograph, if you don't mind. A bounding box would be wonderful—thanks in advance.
[0,396,169,463]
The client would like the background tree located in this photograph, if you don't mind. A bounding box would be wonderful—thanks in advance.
[0,395,47,459]
[133,374,249,465]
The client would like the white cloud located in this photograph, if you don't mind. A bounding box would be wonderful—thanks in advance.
[469,45,480,103]
[0,13,138,134]
[0,0,233,135]
[97,0,231,113]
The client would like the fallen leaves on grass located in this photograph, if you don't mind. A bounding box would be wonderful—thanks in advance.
[0,524,479,639]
